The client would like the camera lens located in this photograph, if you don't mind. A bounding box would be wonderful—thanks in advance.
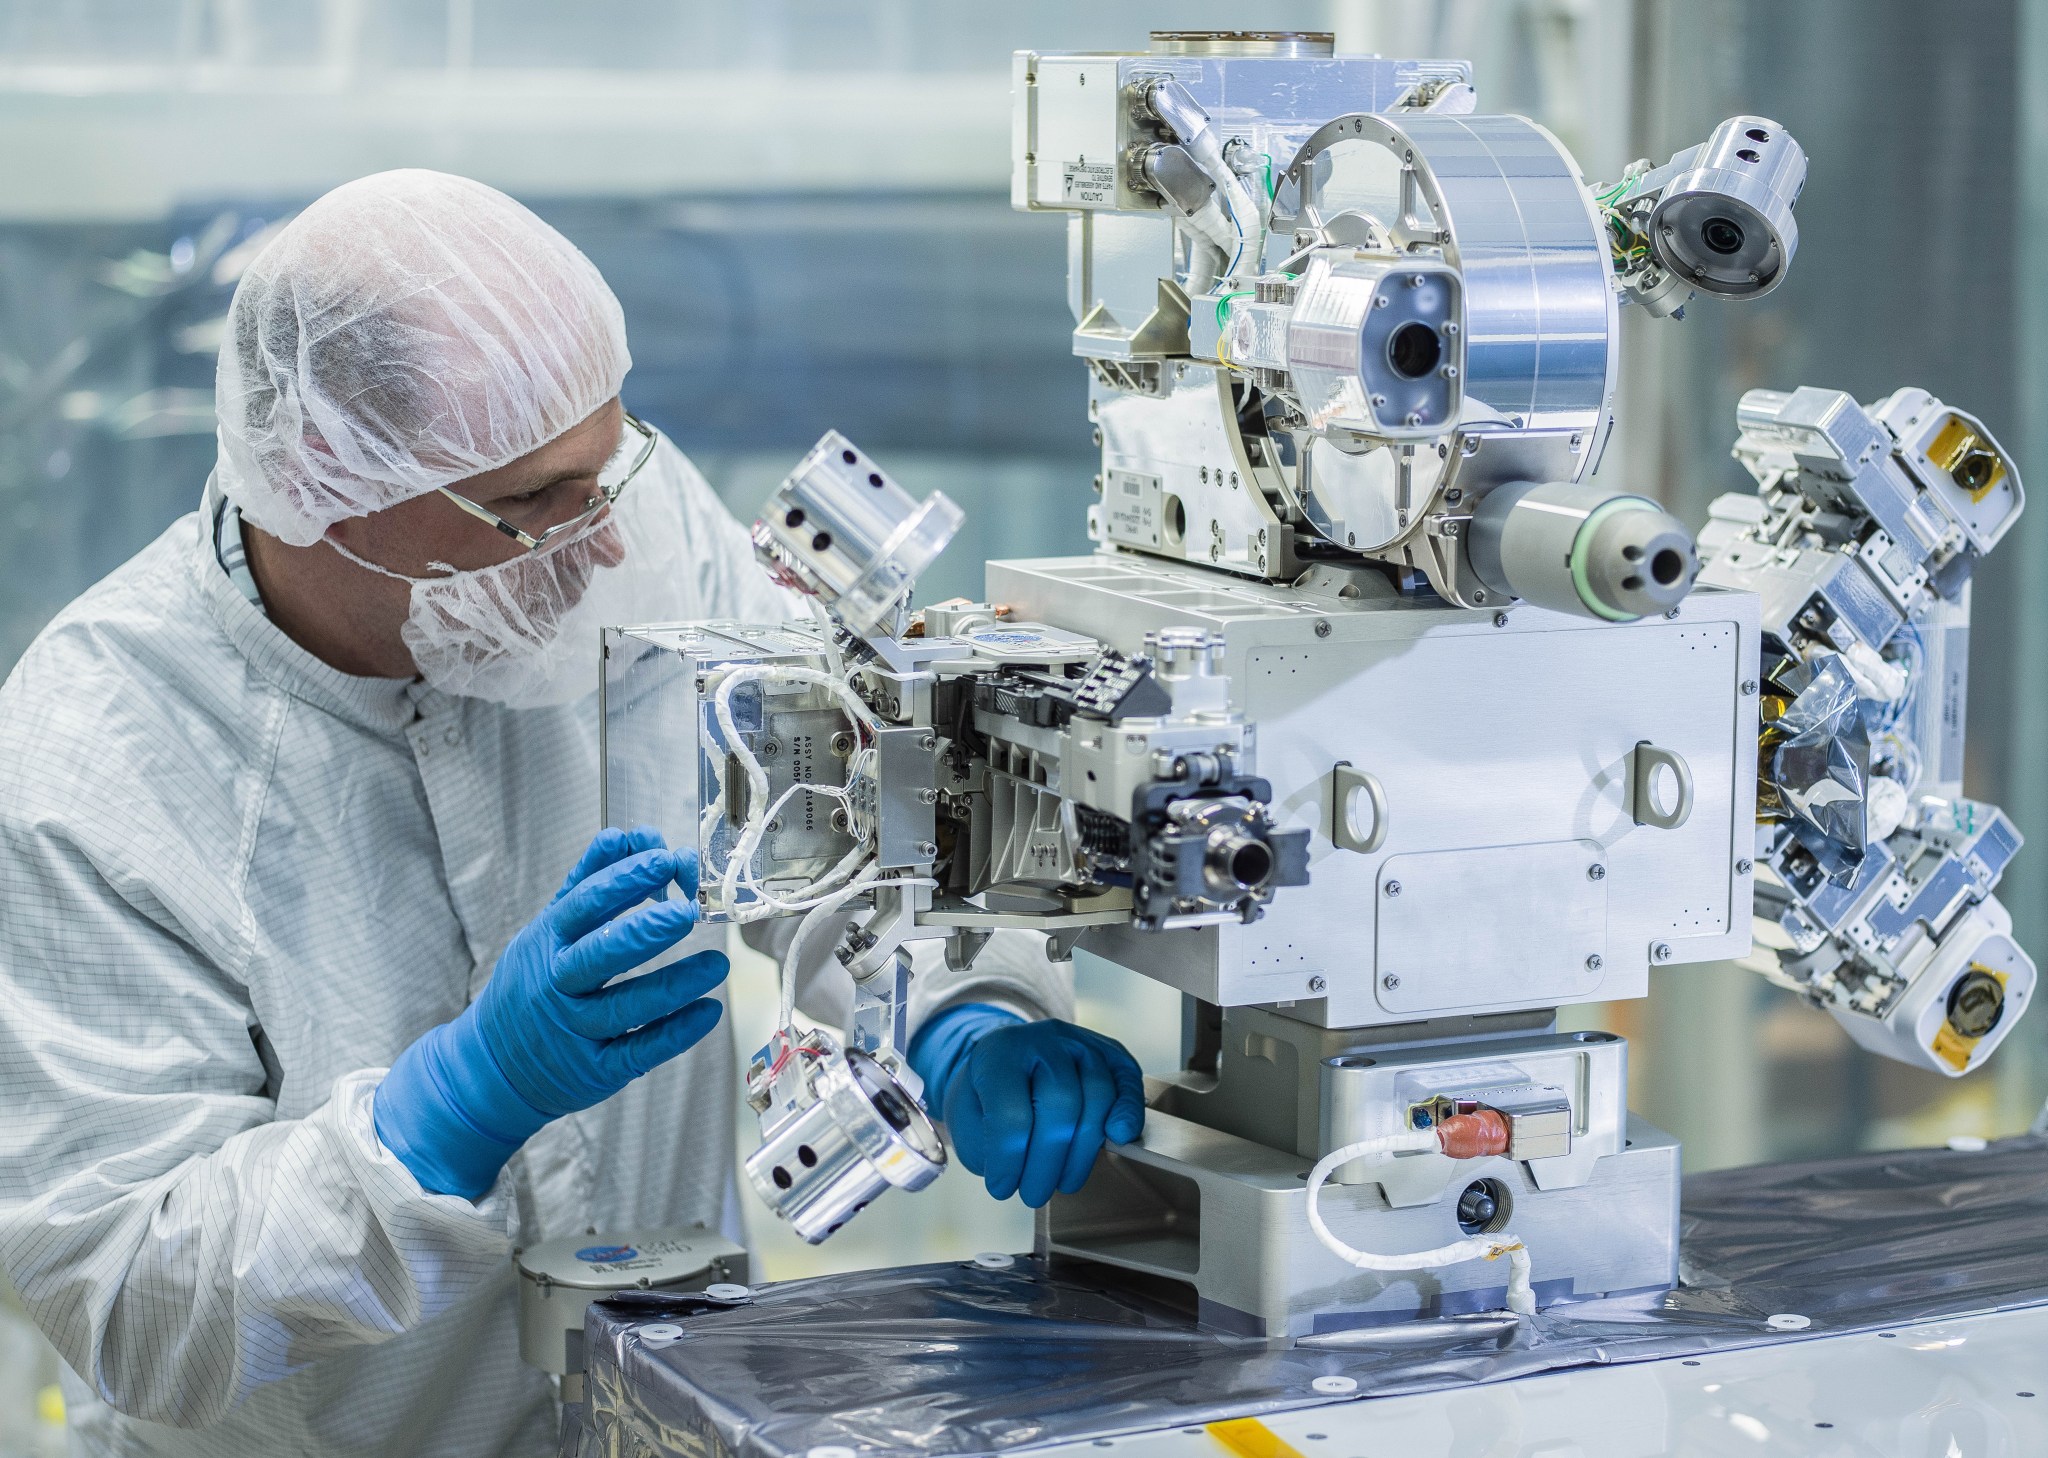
[1952,447,1998,494]
[1385,321,1442,380]
[1701,216,1746,256]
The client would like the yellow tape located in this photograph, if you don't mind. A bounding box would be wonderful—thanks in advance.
[1207,1417,1306,1458]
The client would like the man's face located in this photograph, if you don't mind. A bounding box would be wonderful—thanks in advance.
[328,397,627,577]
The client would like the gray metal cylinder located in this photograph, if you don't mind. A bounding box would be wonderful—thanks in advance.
[1649,115,1805,299]
[1468,480,1699,621]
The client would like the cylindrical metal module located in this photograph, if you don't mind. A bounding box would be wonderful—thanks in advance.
[1467,479,1699,621]
[1649,115,1805,299]
[744,1045,946,1243]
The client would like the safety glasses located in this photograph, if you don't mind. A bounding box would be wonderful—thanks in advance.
[435,411,660,553]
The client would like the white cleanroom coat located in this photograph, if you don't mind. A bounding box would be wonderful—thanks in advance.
[0,450,1070,1457]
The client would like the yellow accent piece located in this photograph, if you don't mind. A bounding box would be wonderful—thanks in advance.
[1207,1417,1307,1458]
[35,1384,65,1426]
[1930,965,2011,1072]
[1927,415,2006,502]
[1931,1021,1974,1073]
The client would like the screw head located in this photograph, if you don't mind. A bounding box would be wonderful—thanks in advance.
[916,840,939,859]
[1651,941,1674,963]
[1307,975,1327,994]
[1736,857,1754,875]
[1493,611,1510,628]
[1586,953,1604,971]
[1384,880,1402,897]
[1740,679,1759,696]
[1382,973,1400,990]
[1314,619,1333,639]
[1587,863,1606,881]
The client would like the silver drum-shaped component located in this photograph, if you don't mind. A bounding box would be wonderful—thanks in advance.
[1285,252,1462,440]
[753,430,964,633]
[1395,113,1615,436]
[744,1042,946,1244]
[1273,113,1614,551]
[1649,115,1805,299]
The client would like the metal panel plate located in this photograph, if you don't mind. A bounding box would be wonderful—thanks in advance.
[1374,840,1608,1013]
[873,725,936,869]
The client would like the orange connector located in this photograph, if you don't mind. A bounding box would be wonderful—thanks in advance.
[1435,1109,1511,1159]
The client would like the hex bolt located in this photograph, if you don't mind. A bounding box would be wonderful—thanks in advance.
[1382,974,1401,990]
[1740,679,1759,696]
[1736,857,1754,875]
[918,788,939,804]
[1384,880,1402,898]
[1651,941,1674,963]
[1307,975,1327,994]
[1586,953,1604,971]
[1587,863,1606,881]
[1314,619,1332,639]
[919,734,937,751]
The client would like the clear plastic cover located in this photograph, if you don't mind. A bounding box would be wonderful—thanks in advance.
[575,1137,2048,1456]
[601,623,854,921]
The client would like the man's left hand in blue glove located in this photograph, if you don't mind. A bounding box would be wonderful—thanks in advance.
[907,1005,1146,1208]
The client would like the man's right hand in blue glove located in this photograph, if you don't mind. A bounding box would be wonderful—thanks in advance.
[373,827,726,1199]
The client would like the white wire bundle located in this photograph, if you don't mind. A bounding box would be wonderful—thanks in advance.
[695,663,940,1038]
[1303,1131,1536,1318]
[704,665,882,922]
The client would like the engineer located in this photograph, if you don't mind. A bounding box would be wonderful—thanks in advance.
[0,169,1143,1457]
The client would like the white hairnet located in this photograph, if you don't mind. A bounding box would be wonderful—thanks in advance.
[214,169,630,547]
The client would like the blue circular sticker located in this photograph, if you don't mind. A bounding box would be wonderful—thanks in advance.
[575,1244,639,1264]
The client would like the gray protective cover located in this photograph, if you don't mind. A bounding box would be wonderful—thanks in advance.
[571,1138,2048,1457]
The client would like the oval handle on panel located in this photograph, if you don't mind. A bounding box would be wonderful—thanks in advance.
[1632,740,1694,830]
[1332,762,1389,853]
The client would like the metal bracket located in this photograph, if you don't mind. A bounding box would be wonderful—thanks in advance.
[1632,741,1695,830]
[1332,761,1389,853]
[848,951,912,1059]
[945,926,994,973]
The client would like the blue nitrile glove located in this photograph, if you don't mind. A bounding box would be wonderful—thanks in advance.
[907,1004,1146,1208]
[374,827,727,1199]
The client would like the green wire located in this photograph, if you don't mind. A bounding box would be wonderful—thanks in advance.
[1213,289,1256,329]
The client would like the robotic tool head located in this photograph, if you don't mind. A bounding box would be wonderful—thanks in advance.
[1040,51,1807,622]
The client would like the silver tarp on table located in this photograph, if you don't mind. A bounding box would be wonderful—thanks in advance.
[571,1137,2048,1457]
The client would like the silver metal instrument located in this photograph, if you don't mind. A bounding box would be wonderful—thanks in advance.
[596,29,2028,1336]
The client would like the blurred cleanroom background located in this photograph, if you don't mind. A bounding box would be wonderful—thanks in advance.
[0,0,2039,1442]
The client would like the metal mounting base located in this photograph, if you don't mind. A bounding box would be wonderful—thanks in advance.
[1041,1108,1679,1338]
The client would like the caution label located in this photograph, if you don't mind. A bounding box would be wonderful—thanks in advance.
[1062,160,1116,206]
